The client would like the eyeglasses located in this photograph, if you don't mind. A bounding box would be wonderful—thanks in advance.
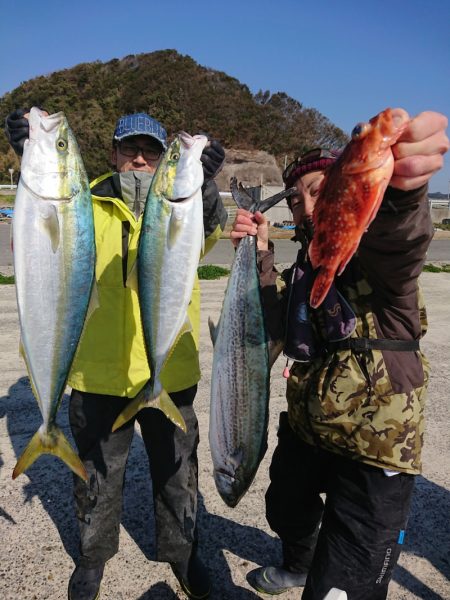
[282,148,338,185]
[117,141,163,161]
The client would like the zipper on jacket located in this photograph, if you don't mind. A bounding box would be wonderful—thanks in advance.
[134,178,141,219]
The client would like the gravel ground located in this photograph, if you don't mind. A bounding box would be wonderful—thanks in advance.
[0,272,449,600]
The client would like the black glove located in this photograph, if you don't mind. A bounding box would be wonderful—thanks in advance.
[201,139,225,182]
[4,108,30,156]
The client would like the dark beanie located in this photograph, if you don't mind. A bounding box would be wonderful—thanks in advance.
[282,148,339,189]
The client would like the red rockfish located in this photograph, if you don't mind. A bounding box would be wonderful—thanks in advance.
[309,108,407,308]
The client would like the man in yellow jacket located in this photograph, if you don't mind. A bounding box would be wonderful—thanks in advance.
[5,109,228,600]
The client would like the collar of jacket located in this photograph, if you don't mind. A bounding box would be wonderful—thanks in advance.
[89,172,140,223]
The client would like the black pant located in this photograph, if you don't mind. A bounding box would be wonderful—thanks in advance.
[69,385,199,568]
[266,412,415,600]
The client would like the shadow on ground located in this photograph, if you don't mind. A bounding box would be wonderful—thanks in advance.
[1,376,276,597]
[2,376,449,598]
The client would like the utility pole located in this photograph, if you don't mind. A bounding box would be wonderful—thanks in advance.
[8,168,14,189]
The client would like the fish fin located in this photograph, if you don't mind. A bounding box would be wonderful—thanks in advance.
[308,238,321,270]
[168,206,183,249]
[84,280,100,323]
[160,317,193,370]
[126,261,139,291]
[230,177,254,211]
[40,204,60,252]
[111,386,186,432]
[12,425,88,482]
[257,187,296,214]
[229,447,245,469]
[310,267,333,309]
[208,317,218,346]
[111,385,148,431]
[365,181,388,229]
[157,389,187,432]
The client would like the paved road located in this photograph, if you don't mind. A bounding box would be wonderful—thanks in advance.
[1,223,449,268]
[201,238,450,265]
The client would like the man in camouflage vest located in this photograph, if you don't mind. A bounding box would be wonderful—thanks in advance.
[231,108,448,600]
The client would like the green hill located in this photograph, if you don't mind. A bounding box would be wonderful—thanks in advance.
[0,49,348,182]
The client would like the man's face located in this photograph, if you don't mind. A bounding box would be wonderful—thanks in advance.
[289,170,325,227]
[111,135,163,174]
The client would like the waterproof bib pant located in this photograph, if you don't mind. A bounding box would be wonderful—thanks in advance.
[69,386,199,567]
[266,413,415,600]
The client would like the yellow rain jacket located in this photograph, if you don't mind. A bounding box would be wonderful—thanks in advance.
[68,172,226,398]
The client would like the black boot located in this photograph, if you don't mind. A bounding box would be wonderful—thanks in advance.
[68,564,104,600]
[247,565,307,595]
[170,552,211,599]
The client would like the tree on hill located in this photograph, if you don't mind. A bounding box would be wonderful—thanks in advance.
[0,49,349,182]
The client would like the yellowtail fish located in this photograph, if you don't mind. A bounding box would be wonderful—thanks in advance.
[12,107,95,481]
[112,132,208,431]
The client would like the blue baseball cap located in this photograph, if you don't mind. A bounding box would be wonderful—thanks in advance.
[113,112,167,150]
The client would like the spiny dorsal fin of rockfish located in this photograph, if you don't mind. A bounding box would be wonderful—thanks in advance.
[111,384,186,433]
[230,177,296,214]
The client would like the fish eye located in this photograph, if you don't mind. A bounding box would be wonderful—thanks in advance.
[351,122,370,139]
[56,138,68,152]
[171,152,180,161]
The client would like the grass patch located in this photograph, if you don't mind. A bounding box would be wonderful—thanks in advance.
[0,273,15,284]
[423,264,450,273]
[198,264,230,280]
[434,223,450,231]
[0,195,16,205]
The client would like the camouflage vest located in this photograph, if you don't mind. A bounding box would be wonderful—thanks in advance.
[284,260,429,474]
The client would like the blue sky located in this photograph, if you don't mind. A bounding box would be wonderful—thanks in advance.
[1,0,449,192]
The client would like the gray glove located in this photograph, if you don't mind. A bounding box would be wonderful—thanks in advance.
[4,108,30,156]
[200,139,225,182]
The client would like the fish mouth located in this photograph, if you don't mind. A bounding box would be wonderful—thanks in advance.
[178,130,195,148]
[214,469,243,507]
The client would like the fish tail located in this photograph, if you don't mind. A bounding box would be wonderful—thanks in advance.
[111,385,186,433]
[12,425,87,482]
[310,268,333,309]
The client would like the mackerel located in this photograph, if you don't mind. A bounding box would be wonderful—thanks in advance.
[209,179,293,506]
